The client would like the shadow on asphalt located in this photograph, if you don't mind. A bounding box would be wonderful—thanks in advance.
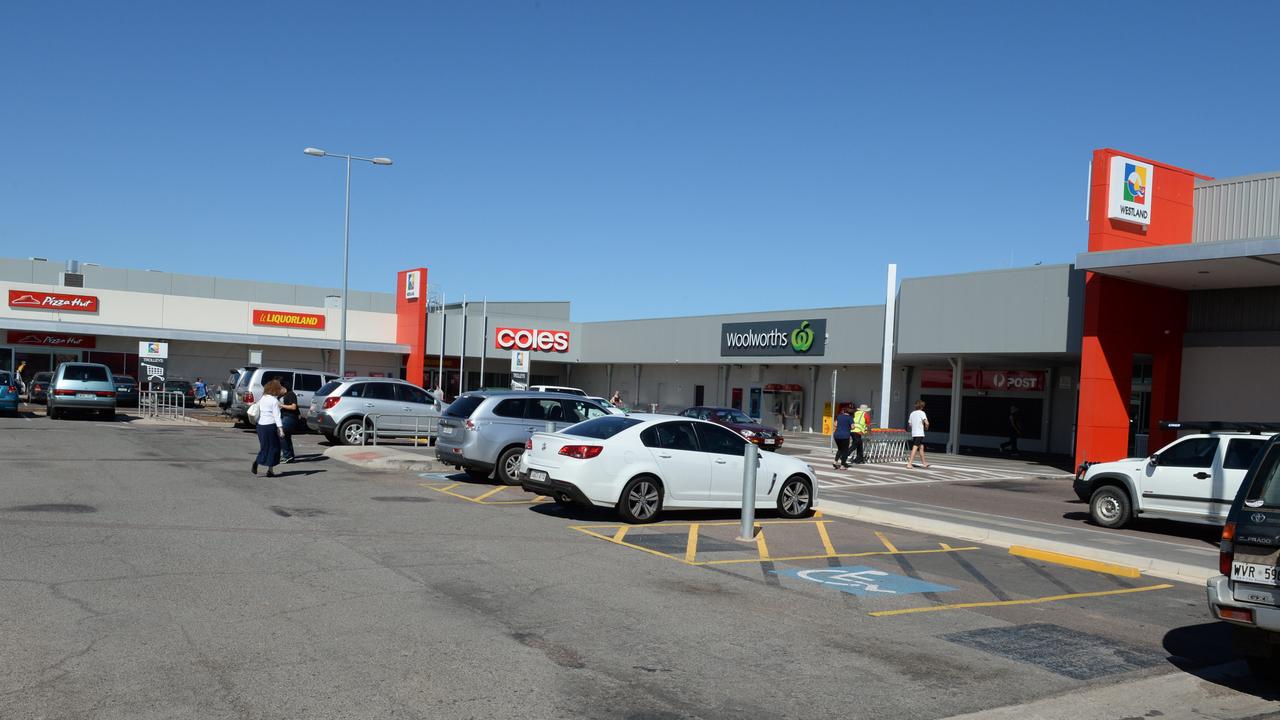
[1061,511,1221,546]
[1163,622,1280,699]
[528,502,795,525]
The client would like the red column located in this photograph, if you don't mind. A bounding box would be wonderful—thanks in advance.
[395,268,429,387]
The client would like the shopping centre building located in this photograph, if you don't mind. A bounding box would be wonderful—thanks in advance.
[2,148,1277,465]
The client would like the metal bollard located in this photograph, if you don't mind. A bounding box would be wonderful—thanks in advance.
[545,421,555,433]
[737,443,760,541]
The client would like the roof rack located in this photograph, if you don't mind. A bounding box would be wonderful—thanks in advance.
[1159,420,1280,434]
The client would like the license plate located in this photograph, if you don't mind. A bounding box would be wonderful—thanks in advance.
[763,439,775,445]
[440,426,454,435]
[76,392,95,398]
[529,470,548,482]
[1232,561,1280,586]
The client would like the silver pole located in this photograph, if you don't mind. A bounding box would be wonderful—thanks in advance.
[830,369,838,450]
[479,297,487,390]
[437,292,446,392]
[737,443,760,541]
[878,263,897,428]
[458,294,467,394]
[339,154,352,379]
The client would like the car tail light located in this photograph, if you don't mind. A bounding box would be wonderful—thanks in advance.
[525,437,533,450]
[558,445,603,459]
[465,419,476,432]
[242,392,254,403]
[1220,521,1236,576]
[1216,605,1255,624]
[187,389,195,396]
[94,391,115,398]
[54,389,76,396]
[322,396,340,410]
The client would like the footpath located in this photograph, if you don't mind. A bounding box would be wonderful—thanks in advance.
[325,444,449,473]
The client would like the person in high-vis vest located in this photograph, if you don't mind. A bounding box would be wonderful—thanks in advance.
[852,404,871,464]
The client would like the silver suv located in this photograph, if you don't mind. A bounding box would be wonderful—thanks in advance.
[435,391,613,484]
[229,366,337,426]
[308,377,442,446]
[47,362,117,420]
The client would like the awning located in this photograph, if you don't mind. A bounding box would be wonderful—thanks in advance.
[1075,236,1280,290]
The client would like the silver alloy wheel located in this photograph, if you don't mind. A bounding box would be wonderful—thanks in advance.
[342,422,364,446]
[781,479,811,516]
[503,452,522,481]
[628,481,660,520]
[1095,494,1121,522]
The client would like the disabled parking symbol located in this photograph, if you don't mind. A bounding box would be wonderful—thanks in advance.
[772,566,954,597]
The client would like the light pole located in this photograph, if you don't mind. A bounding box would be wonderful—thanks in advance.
[303,147,392,379]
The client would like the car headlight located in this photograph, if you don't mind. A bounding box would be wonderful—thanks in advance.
[739,430,756,439]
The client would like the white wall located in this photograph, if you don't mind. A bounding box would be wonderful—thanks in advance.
[1181,346,1280,421]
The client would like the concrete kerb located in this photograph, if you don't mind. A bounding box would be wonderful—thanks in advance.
[324,445,450,473]
[817,498,1215,586]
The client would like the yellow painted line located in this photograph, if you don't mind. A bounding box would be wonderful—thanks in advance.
[698,546,980,566]
[570,526,690,565]
[417,482,454,489]
[685,524,700,563]
[1009,546,1142,578]
[612,526,629,543]
[940,542,953,550]
[815,522,837,557]
[575,519,828,530]
[755,525,771,561]
[813,510,823,517]
[875,531,899,553]
[439,483,461,492]
[869,584,1174,617]
[472,486,508,502]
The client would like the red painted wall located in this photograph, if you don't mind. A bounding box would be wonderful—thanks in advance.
[395,268,429,387]
[1075,150,1208,466]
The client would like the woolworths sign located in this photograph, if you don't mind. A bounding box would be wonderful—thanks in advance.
[720,319,827,357]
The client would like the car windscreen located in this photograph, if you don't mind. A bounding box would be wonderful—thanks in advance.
[563,416,643,439]
[718,409,754,424]
[114,376,136,384]
[34,372,53,381]
[62,365,109,382]
[444,395,486,418]
[316,381,342,397]
[1243,442,1280,509]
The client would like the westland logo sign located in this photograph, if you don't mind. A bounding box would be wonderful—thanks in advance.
[1107,155,1154,226]
[252,309,326,330]
[8,290,99,312]
[721,319,827,357]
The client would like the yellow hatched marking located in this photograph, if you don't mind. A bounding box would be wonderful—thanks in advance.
[815,522,837,557]
[940,542,953,550]
[755,525,771,561]
[868,584,1174,618]
[875,531,899,553]
[698,546,979,566]
[570,526,689,564]
[612,526,629,542]
[472,486,508,502]
[685,524,700,563]
[1009,546,1141,578]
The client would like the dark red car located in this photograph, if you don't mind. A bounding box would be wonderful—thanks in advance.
[678,406,785,451]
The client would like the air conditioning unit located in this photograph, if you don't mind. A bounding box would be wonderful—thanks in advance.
[60,272,85,288]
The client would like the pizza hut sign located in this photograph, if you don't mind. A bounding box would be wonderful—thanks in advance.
[8,290,99,312]
[6,331,96,348]
[494,327,570,353]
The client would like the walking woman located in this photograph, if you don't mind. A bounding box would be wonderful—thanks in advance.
[252,379,286,477]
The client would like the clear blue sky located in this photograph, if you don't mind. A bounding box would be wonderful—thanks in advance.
[3,2,1277,321]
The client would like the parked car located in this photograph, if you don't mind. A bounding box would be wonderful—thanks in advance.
[164,379,197,407]
[229,366,338,426]
[307,377,442,446]
[1076,423,1273,529]
[219,368,253,411]
[519,414,817,523]
[435,391,614,484]
[678,406,785,451]
[529,385,587,397]
[113,374,138,407]
[26,371,54,404]
[47,362,117,420]
[0,370,18,414]
[587,396,627,415]
[1207,430,1280,680]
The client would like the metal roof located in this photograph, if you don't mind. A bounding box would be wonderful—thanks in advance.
[1193,171,1280,245]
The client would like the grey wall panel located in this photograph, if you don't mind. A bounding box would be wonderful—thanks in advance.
[168,273,216,298]
[248,281,296,306]
[0,258,36,283]
[82,265,130,290]
[1194,173,1280,244]
[213,278,257,301]
[31,261,62,284]
[897,265,1082,355]
[1188,287,1280,332]
[126,269,173,293]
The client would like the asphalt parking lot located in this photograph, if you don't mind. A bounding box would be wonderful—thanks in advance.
[1,412,1277,719]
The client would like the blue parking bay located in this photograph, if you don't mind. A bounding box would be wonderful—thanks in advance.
[772,566,955,597]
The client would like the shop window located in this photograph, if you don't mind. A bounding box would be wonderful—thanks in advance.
[918,394,1043,440]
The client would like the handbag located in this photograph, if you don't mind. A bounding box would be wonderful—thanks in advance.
[247,401,261,425]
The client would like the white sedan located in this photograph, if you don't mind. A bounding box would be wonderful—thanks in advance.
[518,413,817,523]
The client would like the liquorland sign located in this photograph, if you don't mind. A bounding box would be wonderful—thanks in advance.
[495,327,570,353]
[8,290,99,312]
[252,309,327,330]
[1107,155,1154,226]
[721,319,827,357]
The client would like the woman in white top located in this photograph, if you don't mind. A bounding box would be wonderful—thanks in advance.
[907,399,930,469]
[252,379,287,477]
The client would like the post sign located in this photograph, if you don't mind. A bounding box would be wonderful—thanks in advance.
[252,309,326,330]
[721,319,826,357]
[510,350,530,390]
[921,369,1045,392]
[6,331,96,348]
[138,341,168,391]
[8,290,99,312]
[1107,155,1154,226]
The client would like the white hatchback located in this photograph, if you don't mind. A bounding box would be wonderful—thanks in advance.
[518,414,817,523]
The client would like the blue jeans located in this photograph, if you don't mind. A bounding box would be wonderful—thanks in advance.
[280,415,299,460]
[255,423,280,468]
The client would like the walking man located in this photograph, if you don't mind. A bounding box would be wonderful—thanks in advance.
[832,406,854,469]
[907,399,930,469]
[852,404,871,464]
[278,380,300,463]
[194,377,207,407]
[999,405,1021,455]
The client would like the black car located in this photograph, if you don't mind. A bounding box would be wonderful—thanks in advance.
[164,380,197,407]
[1208,431,1280,680]
[114,374,139,407]
[26,371,54,403]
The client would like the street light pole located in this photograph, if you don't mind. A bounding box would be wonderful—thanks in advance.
[304,147,392,380]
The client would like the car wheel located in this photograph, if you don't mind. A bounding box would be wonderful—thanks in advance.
[321,432,338,444]
[48,406,59,420]
[496,447,524,486]
[338,418,366,446]
[1089,485,1132,529]
[777,475,814,518]
[465,468,490,481]
[618,475,663,524]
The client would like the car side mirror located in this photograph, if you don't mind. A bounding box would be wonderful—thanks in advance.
[1148,454,1159,467]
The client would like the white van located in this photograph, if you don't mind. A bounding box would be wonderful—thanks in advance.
[229,366,339,426]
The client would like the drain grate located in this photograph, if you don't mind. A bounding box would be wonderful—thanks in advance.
[942,623,1162,680]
